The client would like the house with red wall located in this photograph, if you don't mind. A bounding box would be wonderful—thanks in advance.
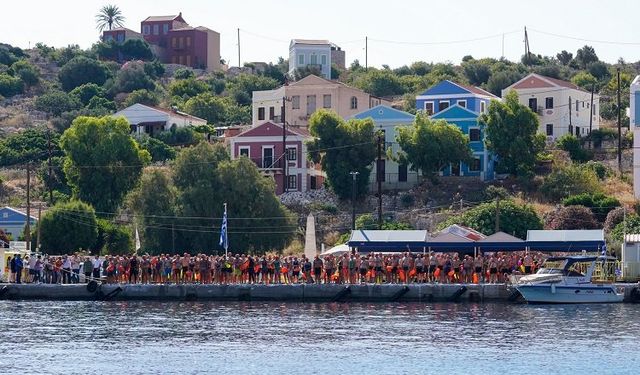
[228,121,324,195]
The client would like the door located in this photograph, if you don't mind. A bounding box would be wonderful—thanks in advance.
[451,162,460,176]
[310,176,317,190]
[262,148,273,168]
[398,164,408,182]
[306,95,316,116]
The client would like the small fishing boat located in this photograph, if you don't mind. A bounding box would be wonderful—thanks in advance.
[516,255,624,304]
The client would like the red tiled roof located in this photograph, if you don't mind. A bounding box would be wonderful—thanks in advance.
[542,75,581,90]
[455,82,498,98]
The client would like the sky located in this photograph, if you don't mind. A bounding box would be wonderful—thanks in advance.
[2,0,639,68]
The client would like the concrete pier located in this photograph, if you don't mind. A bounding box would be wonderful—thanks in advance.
[1,283,638,303]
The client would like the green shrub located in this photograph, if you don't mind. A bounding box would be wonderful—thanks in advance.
[540,164,601,202]
[400,193,415,208]
[562,192,620,222]
[557,134,592,162]
[611,214,640,242]
[34,90,82,116]
[0,73,23,97]
[545,205,599,230]
[139,137,176,162]
[582,160,608,180]
[9,60,40,87]
[174,68,195,80]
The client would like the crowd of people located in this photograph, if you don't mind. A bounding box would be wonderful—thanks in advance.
[4,251,546,285]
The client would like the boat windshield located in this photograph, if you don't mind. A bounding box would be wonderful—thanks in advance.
[536,260,564,275]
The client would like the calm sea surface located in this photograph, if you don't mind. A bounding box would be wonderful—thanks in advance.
[0,301,638,375]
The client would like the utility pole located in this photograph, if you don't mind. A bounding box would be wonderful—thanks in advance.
[350,171,359,230]
[25,164,31,252]
[281,96,287,194]
[617,67,622,174]
[365,36,368,71]
[47,129,53,205]
[501,33,505,59]
[589,83,595,149]
[377,133,383,230]
[237,28,241,68]
[524,26,530,64]
[568,95,572,135]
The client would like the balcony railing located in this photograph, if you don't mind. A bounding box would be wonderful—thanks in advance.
[244,157,283,170]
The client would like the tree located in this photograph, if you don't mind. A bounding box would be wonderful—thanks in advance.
[168,77,209,99]
[307,110,376,199]
[462,59,492,86]
[95,219,132,255]
[111,61,155,93]
[604,207,625,232]
[139,137,176,162]
[545,205,599,230]
[174,68,195,80]
[0,73,24,97]
[0,128,61,167]
[439,200,542,239]
[556,50,573,66]
[485,70,523,96]
[183,92,226,124]
[126,168,178,254]
[395,113,472,180]
[156,126,203,146]
[575,45,598,69]
[60,116,151,212]
[122,89,159,108]
[95,4,125,32]
[611,214,640,242]
[70,83,105,106]
[481,90,541,176]
[58,56,110,91]
[587,61,610,80]
[34,90,82,116]
[352,69,406,97]
[39,200,98,253]
[571,72,598,91]
[87,96,117,112]
[9,60,40,87]
[557,134,592,162]
[120,39,153,61]
[562,193,620,222]
[540,164,601,202]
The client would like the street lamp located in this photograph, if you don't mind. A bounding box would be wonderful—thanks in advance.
[350,171,359,230]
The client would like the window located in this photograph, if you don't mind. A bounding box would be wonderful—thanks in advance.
[287,175,297,190]
[163,24,169,34]
[143,25,150,35]
[469,128,481,142]
[117,33,124,42]
[398,164,408,182]
[593,105,596,115]
[545,97,554,109]
[469,158,481,172]
[258,107,265,121]
[568,124,573,135]
[321,54,327,66]
[292,95,300,109]
[2,212,8,219]
[350,96,358,110]
[480,101,486,114]
[575,126,580,136]
[269,107,275,120]
[546,124,553,136]
[457,100,466,108]
[298,54,304,65]
[239,147,250,158]
[528,98,538,112]
[323,94,331,108]
[172,37,177,48]
[582,101,585,108]
[171,56,177,64]
[286,147,297,161]
[185,55,191,66]
[576,99,579,111]
[306,95,316,115]
[377,159,386,182]
[424,102,434,115]
[310,54,317,64]
[438,100,449,112]
[186,37,191,47]
[178,55,183,65]
[262,147,274,168]
[179,37,184,48]
[153,24,159,35]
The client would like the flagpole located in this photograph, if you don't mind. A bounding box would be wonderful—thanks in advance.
[220,203,228,258]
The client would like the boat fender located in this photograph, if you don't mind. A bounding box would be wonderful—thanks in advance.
[449,286,467,302]
[551,284,556,294]
[86,280,99,293]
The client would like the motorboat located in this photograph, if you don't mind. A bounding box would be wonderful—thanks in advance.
[515,255,624,303]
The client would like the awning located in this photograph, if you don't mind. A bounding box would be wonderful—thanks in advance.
[526,230,605,252]
[348,230,429,252]
[477,231,526,252]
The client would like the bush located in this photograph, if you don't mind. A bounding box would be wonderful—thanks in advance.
[585,128,616,148]
[438,199,542,239]
[94,219,133,255]
[120,39,153,61]
[604,207,625,232]
[70,83,105,106]
[562,193,620,222]
[400,193,415,208]
[0,73,24,97]
[87,96,116,112]
[58,56,110,91]
[545,205,599,230]
[168,77,209,98]
[122,89,160,108]
[557,134,592,162]
[139,137,176,162]
[611,214,640,242]
[155,126,203,146]
[9,60,40,87]
[34,90,81,116]
[174,68,195,80]
[582,160,608,180]
[39,200,98,253]
[540,164,601,202]
[111,61,155,94]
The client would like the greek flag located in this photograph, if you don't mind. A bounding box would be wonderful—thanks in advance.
[601,243,607,256]
[219,203,228,253]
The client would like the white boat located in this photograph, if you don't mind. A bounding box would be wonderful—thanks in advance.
[515,255,624,304]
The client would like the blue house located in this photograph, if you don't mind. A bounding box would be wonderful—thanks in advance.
[351,105,417,190]
[431,105,495,180]
[0,207,37,241]
[416,80,497,116]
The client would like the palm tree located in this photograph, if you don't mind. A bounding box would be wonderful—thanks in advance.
[96,5,125,32]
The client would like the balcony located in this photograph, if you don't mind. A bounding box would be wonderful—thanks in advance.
[246,157,283,170]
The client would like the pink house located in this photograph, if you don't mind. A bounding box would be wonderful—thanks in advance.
[228,121,324,195]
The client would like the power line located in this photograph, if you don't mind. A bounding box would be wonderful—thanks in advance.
[527,27,640,46]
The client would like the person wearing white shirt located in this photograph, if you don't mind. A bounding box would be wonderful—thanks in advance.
[62,256,72,284]
[92,256,102,280]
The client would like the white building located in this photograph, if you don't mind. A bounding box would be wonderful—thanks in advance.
[113,103,207,137]
[288,39,345,80]
[631,75,640,198]
[503,73,600,140]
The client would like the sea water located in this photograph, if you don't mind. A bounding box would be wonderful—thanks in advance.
[0,301,638,374]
